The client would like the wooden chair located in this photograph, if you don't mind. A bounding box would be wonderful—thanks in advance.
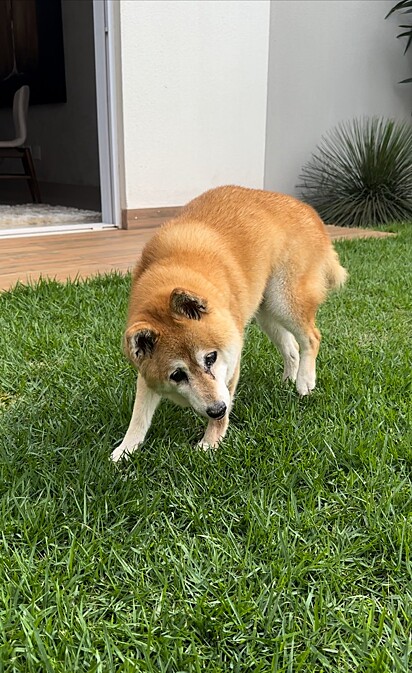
[0,85,41,203]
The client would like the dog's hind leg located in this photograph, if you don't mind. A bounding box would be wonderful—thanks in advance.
[291,318,321,396]
[258,271,324,396]
[112,376,161,461]
[283,282,323,396]
[256,308,300,383]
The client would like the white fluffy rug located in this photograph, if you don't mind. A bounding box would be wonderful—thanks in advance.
[0,204,101,229]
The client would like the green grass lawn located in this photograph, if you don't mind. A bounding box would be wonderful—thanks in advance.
[0,224,411,672]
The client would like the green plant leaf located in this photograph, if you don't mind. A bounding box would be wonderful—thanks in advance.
[396,26,412,52]
[297,117,412,227]
[385,0,412,19]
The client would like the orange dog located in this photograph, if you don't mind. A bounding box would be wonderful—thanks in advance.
[112,186,346,460]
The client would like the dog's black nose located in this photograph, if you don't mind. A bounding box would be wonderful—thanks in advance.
[206,402,227,419]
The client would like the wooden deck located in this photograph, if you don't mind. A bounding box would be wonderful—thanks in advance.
[0,225,393,292]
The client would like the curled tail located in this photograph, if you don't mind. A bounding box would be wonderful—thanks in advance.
[325,248,348,290]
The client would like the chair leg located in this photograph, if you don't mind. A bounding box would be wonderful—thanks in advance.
[22,148,41,204]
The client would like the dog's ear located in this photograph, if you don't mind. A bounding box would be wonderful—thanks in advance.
[124,322,159,363]
[170,288,208,320]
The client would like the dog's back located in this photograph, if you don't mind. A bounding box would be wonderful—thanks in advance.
[130,185,346,326]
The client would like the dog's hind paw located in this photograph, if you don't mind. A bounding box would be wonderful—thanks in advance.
[296,359,316,396]
[296,375,316,396]
[282,354,299,383]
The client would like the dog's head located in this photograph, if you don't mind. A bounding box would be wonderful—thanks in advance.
[124,287,241,420]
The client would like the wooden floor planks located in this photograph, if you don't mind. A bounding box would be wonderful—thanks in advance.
[0,228,155,291]
[0,225,393,292]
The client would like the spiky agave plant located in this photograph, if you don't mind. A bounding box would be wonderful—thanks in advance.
[298,117,412,227]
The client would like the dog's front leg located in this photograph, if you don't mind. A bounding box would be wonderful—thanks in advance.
[198,358,240,450]
[198,416,229,450]
[112,376,160,461]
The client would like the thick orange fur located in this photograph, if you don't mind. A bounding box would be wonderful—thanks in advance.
[112,186,347,461]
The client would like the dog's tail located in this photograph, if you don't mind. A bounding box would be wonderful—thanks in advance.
[325,248,348,290]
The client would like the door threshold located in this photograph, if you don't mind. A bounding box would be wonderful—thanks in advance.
[0,222,118,239]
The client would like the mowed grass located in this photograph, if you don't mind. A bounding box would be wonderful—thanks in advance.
[0,225,411,673]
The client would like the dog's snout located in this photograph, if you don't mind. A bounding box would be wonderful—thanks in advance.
[206,402,227,419]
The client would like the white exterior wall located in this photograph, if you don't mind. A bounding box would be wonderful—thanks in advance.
[119,0,270,209]
[264,0,412,197]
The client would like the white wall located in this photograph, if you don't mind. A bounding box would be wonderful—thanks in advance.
[119,0,270,209]
[264,0,412,197]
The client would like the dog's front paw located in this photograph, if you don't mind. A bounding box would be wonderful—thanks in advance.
[197,438,220,451]
[198,417,229,450]
[111,444,130,462]
[111,439,141,462]
[197,430,226,450]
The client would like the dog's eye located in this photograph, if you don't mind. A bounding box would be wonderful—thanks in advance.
[204,351,217,368]
[170,369,188,384]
